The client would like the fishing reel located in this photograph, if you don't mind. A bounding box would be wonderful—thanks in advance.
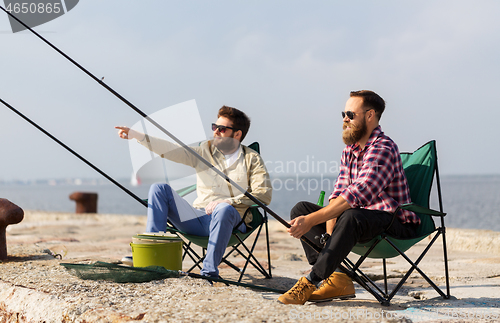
[315,233,331,246]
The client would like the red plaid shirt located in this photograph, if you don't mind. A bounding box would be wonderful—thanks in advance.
[329,126,420,224]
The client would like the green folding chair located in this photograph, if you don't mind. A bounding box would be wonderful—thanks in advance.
[332,140,450,305]
[165,142,272,282]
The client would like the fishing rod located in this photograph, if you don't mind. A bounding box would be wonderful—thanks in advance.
[0,97,148,208]
[0,5,322,254]
[1,97,370,300]
[0,9,373,299]
[1,97,291,294]
[2,97,339,296]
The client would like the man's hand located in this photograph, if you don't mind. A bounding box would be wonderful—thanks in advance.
[205,200,231,214]
[115,126,130,139]
[287,215,312,239]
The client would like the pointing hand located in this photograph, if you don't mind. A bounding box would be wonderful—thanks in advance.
[115,126,130,140]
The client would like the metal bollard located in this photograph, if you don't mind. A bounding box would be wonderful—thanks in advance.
[0,199,24,260]
[69,192,98,213]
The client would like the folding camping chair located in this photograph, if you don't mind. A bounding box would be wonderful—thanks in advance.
[166,142,272,283]
[339,140,450,305]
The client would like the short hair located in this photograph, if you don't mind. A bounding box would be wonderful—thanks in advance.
[217,106,251,141]
[350,90,385,120]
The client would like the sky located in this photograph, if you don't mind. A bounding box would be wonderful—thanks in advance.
[1,0,499,182]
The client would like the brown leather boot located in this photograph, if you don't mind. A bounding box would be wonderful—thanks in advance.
[309,272,355,302]
[277,277,317,305]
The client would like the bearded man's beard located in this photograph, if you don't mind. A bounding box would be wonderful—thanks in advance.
[342,120,367,146]
[213,135,239,152]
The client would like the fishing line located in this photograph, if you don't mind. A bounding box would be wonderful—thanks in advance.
[0,97,147,208]
[0,6,321,253]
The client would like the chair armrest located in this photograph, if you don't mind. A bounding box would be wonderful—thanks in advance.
[237,204,267,231]
[241,204,260,222]
[142,184,197,205]
[176,184,197,197]
[400,203,446,217]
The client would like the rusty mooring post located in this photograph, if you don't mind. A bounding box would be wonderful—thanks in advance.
[0,199,24,260]
[69,192,98,213]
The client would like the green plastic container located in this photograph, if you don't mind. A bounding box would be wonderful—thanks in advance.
[130,234,183,270]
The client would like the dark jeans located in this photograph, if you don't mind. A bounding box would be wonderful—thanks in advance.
[290,201,418,281]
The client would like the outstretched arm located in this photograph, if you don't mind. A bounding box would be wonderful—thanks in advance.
[115,126,145,140]
[115,126,199,167]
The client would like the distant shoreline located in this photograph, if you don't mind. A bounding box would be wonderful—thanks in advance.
[2,173,500,186]
[2,174,500,232]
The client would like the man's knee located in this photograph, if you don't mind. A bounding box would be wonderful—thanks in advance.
[290,201,318,220]
[149,182,172,195]
[214,201,231,210]
[212,203,237,221]
[150,182,169,191]
[335,209,363,229]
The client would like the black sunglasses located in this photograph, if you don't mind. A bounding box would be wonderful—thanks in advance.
[212,123,237,134]
[342,109,373,120]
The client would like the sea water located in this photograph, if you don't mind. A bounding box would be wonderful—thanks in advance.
[0,174,499,232]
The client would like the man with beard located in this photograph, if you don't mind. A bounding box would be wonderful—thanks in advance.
[278,90,419,305]
[115,106,272,277]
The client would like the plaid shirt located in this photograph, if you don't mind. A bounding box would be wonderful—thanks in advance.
[329,126,420,224]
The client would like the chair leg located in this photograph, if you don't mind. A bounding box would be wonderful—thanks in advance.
[341,260,390,306]
[233,227,271,282]
[344,230,449,306]
[181,242,189,261]
[436,161,451,299]
[229,244,269,281]
[352,238,383,271]
[264,213,272,278]
[235,214,272,280]
[218,224,271,282]
[385,234,447,301]
[221,258,243,273]
[383,258,388,297]
[344,258,388,299]
[186,257,205,273]
[441,227,451,299]
[179,213,273,281]
[184,246,205,273]
[181,242,204,271]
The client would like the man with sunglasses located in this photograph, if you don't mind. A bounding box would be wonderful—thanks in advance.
[115,106,272,278]
[278,90,419,305]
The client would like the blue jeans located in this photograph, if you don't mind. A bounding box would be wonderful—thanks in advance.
[146,183,246,277]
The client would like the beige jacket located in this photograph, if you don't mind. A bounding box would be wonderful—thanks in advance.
[137,135,272,224]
